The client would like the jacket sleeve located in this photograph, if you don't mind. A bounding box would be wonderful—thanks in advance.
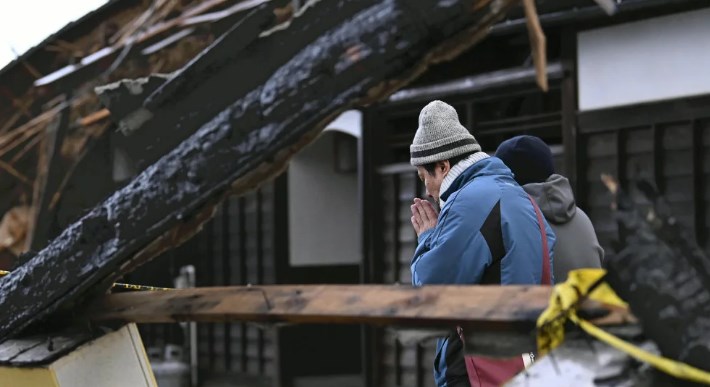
[410,205,492,286]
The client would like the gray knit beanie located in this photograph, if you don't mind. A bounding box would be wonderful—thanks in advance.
[410,100,481,166]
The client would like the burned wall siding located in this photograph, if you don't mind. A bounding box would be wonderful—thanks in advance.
[577,95,710,254]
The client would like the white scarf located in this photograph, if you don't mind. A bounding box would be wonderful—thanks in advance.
[439,152,490,207]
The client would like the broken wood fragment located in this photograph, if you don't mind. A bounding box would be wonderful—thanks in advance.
[0,0,520,342]
[25,105,71,251]
[33,0,269,88]
[120,0,382,173]
[95,74,172,134]
[143,2,276,110]
[0,206,30,257]
[603,175,710,372]
[77,109,110,127]
[523,0,547,92]
[0,160,31,186]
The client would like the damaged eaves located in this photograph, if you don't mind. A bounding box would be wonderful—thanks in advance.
[0,0,521,342]
[32,0,277,88]
[0,0,295,266]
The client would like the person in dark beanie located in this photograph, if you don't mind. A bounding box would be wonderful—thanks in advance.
[409,101,555,387]
[495,135,603,283]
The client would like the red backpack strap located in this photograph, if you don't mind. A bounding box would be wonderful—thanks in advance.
[527,194,551,285]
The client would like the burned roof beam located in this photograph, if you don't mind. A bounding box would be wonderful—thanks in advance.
[0,0,520,342]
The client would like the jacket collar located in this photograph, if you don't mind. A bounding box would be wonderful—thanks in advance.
[439,152,490,207]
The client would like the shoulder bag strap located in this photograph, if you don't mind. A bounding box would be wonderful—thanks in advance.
[527,194,551,285]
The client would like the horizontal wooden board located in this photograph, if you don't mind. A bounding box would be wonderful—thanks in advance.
[87,285,627,333]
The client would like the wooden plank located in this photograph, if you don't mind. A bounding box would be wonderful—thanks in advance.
[88,285,554,327]
[87,284,633,359]
[0,0,520,342]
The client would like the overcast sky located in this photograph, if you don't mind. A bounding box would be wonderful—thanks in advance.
[0,0,108,68]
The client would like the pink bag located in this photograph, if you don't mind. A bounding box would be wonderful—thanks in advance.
[460,195,552,387]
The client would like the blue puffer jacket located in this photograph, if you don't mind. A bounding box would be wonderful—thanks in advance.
[411,156,555,387]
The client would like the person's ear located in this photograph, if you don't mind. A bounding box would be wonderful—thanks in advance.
[438,160,450,175]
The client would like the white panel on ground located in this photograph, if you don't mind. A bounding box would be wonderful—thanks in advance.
[288,123,361,266]
[53,324,156,387]
[578,7,710,111]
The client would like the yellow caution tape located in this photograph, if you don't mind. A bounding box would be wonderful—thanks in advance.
[537,268,710,385]
[0,269,172,291]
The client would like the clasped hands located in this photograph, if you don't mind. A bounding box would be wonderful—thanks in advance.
[410,198,438,237]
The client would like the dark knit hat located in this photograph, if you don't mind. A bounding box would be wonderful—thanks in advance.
[410,100,481,166]
[494,135,555,185]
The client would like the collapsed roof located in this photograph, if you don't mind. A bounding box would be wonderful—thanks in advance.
[0,0,521,342]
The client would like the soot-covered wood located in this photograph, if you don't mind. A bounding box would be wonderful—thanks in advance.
[604,178,710,372]
[0,0,519,341]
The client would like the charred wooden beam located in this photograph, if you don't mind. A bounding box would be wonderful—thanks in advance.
[0,0,519,341]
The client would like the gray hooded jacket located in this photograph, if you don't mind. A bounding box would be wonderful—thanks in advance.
[523,174,603,282]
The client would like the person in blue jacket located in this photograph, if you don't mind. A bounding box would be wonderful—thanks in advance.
[409,100,556,387]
